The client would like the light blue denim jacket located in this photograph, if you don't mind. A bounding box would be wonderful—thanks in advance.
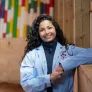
[20,42,92,92]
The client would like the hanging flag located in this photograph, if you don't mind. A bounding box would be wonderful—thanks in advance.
[30,0,34,13]
[45,0,50,15]
[12,0,18,37]
[49,0,54,16]
[0,19,3,38]
[3,23,6,38]
[22,0,25,6]
[40,0,46,14]
[1,0,5,18]
[31,0,37,23]
[0,0,2,18]
[37,0,40,16]
[3,0,9,38]
[18,0,22,16]
[34,0,37,13]
[28,0,34,26]
[49,0,54,7]
[23,24,27,38]
[7,0,12,38]
[17,0,22,37]
[0,0,5,38]
[25,0,28,11]
[0,0,2,38]
[20,0,25,38]
[28,0,31,13]
[23,0,28,38]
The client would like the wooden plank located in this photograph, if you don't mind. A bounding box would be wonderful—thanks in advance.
[90,1,92,12]
[90,1,92,47]
[63,0,74,43]
[90,13,92,47]
[81,0,90,47]
[74,0,83,47]
[54,0,63,30]
[73,0,76,44]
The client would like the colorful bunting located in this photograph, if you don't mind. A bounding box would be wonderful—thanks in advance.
[0,0,54,39]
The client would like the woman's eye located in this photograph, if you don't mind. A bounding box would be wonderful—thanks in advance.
[39,29,44,32]
[48,27,52,29]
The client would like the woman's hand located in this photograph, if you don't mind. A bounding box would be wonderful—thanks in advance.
[50,66,64,85]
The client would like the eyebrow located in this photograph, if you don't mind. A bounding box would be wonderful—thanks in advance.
[39,26,52,30]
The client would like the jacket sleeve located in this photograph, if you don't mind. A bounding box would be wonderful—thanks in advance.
[20,52,51,92]
[60,46,92,72]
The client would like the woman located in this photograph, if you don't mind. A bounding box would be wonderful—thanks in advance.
[20,14,92,92]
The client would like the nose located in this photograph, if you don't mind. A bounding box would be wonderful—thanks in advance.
[45,29,49,34]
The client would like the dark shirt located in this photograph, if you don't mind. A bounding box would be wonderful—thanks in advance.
[42,40,57,92]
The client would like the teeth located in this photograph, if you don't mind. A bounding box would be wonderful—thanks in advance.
[46,36,51,38]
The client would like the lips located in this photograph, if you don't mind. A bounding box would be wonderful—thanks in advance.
[44,33,52,38]
[45,35,52,39]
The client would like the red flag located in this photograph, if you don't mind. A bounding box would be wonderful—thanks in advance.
[49,0,54,7]
[4,10,7,22]
[22,0,25,6]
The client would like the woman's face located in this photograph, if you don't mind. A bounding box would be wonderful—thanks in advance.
[38,20,56,42]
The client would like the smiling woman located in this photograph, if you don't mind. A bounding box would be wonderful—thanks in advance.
[20,14,92,92]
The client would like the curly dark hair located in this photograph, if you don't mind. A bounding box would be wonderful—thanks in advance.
[24,14,69,56]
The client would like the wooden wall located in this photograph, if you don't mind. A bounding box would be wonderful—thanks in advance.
[54,0,74,44]
[54,0,90,48]
[90,1,92,47]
